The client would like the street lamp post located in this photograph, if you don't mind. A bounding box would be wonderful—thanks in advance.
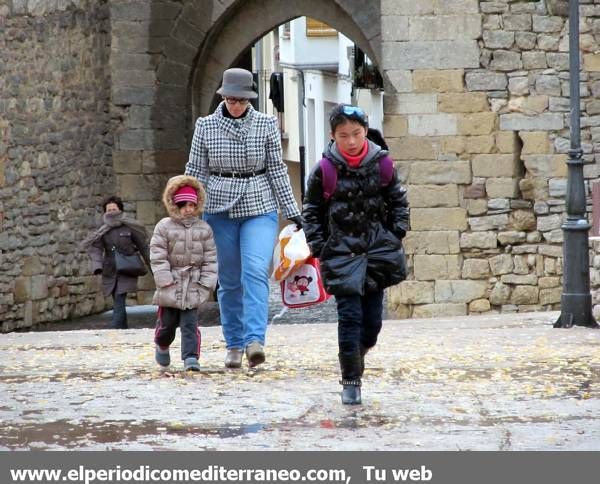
[554,0,599,328]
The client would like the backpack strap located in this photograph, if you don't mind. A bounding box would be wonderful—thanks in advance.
[320,155,394,200]
[319,158,337,201]
[378,155,395,187]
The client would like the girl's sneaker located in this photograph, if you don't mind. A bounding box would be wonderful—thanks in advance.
[184,357,200,371]
[155,346,170,367]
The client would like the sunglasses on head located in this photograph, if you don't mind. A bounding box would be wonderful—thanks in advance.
[342,105,365,118]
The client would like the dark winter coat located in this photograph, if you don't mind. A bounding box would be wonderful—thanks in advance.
[88,216,150,296]
[302,140,409,296]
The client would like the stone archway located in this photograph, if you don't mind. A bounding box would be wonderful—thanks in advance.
[187,0,381,120]
[109,0,382,194]
[109,0,383,304]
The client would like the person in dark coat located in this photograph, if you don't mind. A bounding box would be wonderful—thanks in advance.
[302,104,409,405]
[82,196,150,329]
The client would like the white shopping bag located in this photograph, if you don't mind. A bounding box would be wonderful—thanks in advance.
[271,225,310,281]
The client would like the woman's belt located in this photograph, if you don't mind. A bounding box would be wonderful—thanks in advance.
[210,168,266,178]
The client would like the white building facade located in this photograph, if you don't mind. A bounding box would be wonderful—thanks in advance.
[253,17,384,205]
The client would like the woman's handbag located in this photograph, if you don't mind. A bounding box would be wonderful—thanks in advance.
[113,248,148,277]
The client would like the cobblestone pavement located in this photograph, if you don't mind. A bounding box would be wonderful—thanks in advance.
[2,311,600,450]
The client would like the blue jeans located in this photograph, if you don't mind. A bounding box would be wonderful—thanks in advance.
[205,211,278,349]
[335,290,384,358]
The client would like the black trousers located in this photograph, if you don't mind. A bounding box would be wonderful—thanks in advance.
[154,307,201,361]
[335,290,384,358]
[111,292,128,329]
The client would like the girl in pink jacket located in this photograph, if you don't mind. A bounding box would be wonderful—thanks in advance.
[150,175,218,371]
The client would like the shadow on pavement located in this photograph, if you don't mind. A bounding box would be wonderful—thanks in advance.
[16,280,358,332]
[16,303,222,333]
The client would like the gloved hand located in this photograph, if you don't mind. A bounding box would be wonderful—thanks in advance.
[288,215,303,230]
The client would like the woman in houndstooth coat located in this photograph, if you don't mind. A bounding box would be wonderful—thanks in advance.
[185,68,301,369]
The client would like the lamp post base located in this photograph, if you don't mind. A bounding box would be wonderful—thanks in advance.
[554,293,600,328]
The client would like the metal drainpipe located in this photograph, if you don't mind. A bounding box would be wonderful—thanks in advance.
[554,0,599,328]
[256,40,264,112]
[296,69,306,201]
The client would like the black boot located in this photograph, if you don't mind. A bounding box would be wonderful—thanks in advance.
[341,381,362,404]
[359,344,372,377]
[339,354,362,405]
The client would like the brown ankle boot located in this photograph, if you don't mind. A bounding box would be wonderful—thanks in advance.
[224,348,243,368]
[246,341,265,368]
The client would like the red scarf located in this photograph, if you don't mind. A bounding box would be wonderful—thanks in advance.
[339,140,368,168]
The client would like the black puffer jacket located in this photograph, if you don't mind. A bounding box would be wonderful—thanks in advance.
[302,141,409,296]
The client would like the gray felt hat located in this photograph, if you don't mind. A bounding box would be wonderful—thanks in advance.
[216,68,258,99]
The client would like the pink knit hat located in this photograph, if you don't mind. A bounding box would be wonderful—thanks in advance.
[173,185,198,204]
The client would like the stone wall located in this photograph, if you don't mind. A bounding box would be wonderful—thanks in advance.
[383,0,600,318]
[3,0,600,330]
[0,0,113,331]
[590,239,600,317]
[0,0,383,331]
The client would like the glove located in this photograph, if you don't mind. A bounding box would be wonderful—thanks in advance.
[288,215,303,230]
[94,269,102,275]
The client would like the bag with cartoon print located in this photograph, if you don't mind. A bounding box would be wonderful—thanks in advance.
[280,257,331,308]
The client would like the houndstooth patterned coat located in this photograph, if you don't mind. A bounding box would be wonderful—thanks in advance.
[185,102,300,219]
